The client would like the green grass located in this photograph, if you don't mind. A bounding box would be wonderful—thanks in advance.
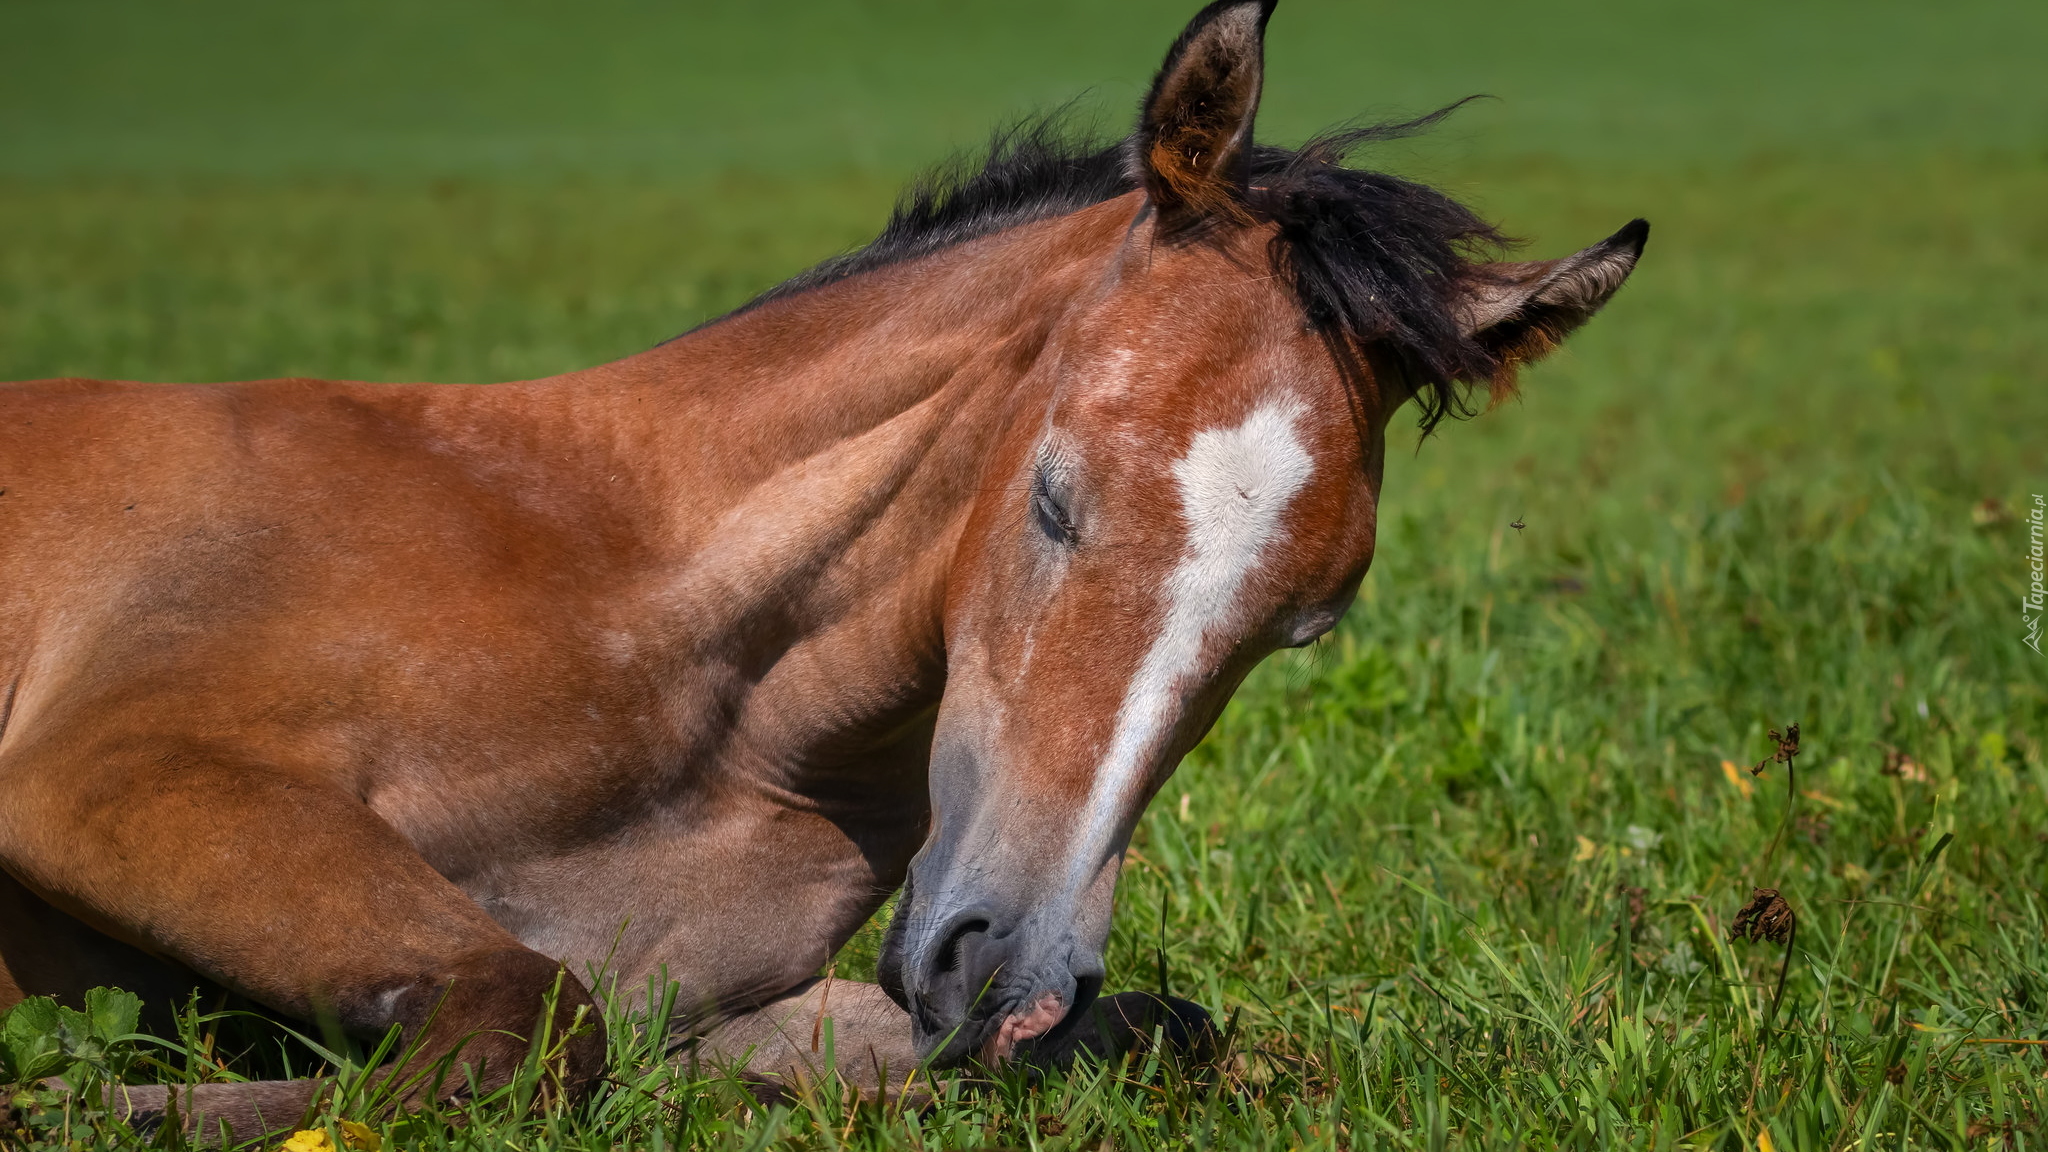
[5,0,2045,176]
[4,0,2047,1147]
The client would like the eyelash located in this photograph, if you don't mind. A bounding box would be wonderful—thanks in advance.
[1031,474,1076,546]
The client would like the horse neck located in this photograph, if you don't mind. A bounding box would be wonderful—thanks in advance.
[531,196,1135,766]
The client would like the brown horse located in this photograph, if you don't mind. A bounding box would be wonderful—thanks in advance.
[0,0,1645,1137]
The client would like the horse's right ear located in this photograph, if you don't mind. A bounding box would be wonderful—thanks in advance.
[1131,0,1276,234]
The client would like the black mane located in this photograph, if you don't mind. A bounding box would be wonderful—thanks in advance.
[721,106,1510,434]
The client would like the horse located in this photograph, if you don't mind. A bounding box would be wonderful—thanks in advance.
[0,0,1645,1137]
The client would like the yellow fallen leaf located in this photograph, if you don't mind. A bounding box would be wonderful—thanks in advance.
[1757,1128,1776,1152]
[1721,759,1754,798]
[339,1121,382,1152]
[277,1131,332,1152]
[1573,835,1597,862]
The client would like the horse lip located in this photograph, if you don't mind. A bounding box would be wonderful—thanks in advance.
[912,981,1007,1056]
[979,991,1068,1064]
[907,977,1050,1064]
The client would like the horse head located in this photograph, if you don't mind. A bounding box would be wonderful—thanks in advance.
[877,0,1646,1064]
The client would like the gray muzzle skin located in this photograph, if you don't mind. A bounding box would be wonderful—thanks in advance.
[877,826,1119,1065]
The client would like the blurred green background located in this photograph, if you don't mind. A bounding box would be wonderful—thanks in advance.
[4,1,2046,1146]
[5,0,2045,175]
[3,0,2041,491]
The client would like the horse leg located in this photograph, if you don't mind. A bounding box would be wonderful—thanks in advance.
[691,979,1214,1099]
[0,747,605,1142]
[690,978,922,1100]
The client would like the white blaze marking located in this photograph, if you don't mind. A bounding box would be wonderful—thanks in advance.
[1069,395,1315,884]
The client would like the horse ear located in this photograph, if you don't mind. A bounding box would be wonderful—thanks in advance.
[1458,219,1649,368]
[1132,0,1276,233]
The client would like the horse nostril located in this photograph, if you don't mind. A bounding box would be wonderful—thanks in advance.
[932,916,990,977]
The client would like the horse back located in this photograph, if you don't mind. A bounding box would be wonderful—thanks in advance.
[0,375,661,849]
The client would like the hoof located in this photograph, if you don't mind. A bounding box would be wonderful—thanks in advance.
[1014,990,1219,1070]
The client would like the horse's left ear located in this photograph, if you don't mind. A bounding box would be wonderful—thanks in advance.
[1459,218,1650,369]
[1132,0,1277,233]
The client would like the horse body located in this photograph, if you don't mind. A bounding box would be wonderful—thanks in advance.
[0,198,1128,1011]
[1,1,1647,1137]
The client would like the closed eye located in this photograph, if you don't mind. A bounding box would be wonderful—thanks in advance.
[1284,605,1344,648]
[1031,470,1076,546]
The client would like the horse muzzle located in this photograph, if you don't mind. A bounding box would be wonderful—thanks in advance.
[877,870,1108,1066]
